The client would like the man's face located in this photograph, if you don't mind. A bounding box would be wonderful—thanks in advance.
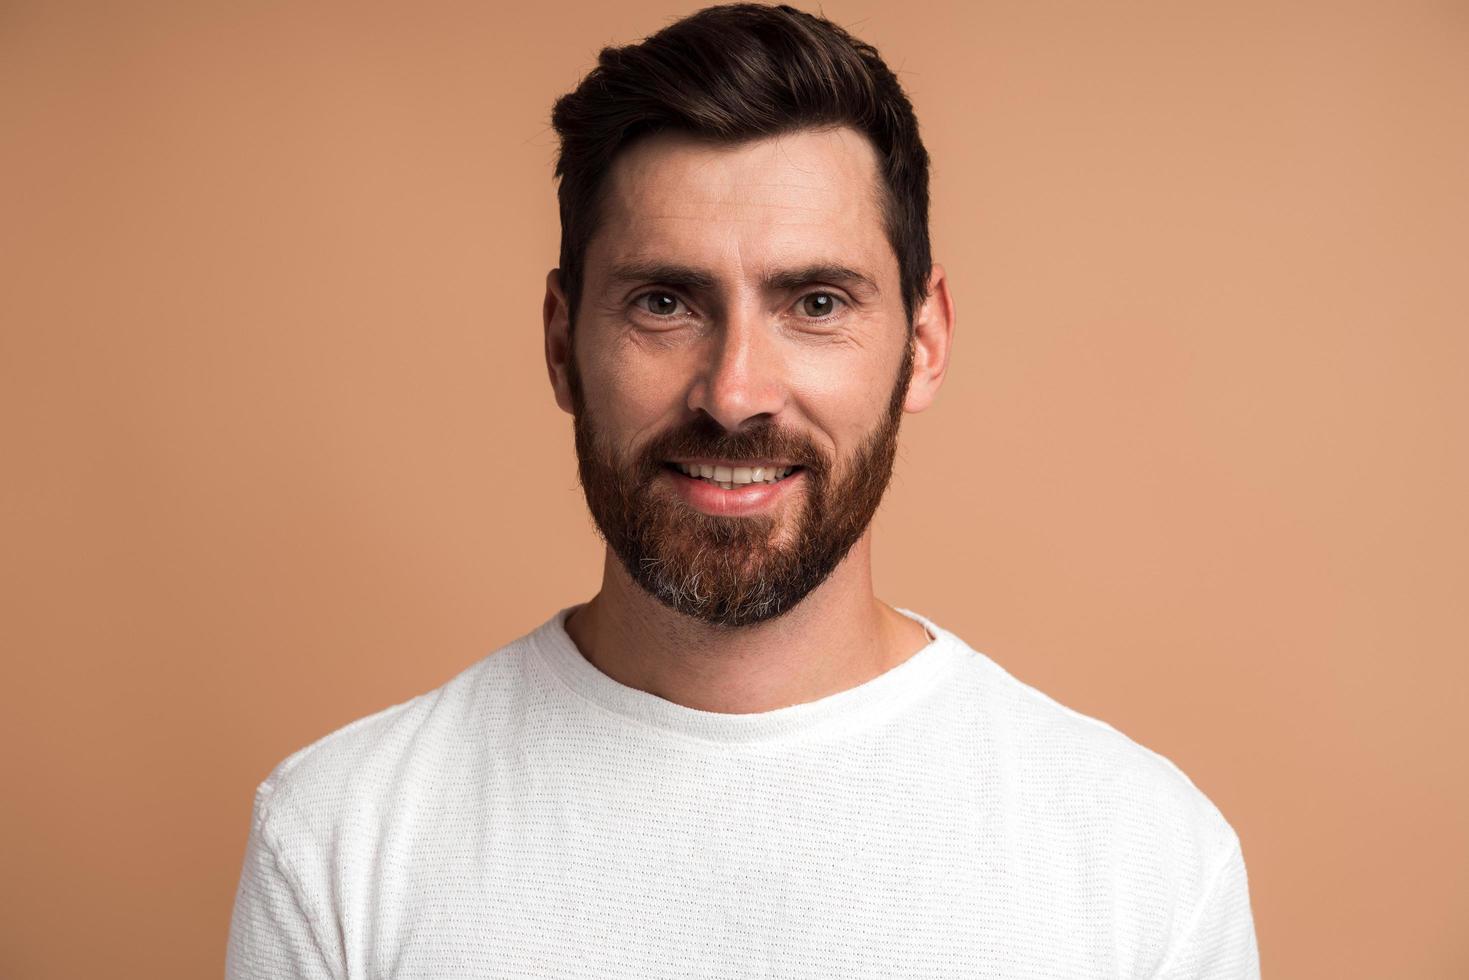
[560,127,915,629]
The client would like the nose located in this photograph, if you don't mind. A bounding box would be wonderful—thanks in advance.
[685,300,788,430]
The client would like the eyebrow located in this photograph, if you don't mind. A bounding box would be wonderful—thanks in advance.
[608,262,717,291]
[766,264,880,298]
[607,261,880,298]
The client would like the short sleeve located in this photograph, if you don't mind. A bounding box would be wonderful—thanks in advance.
[225,791,341,980]
[1151,839,1260,980]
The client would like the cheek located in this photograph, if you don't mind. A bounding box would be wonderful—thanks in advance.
[581,341,693,443]
[785,350,897,449]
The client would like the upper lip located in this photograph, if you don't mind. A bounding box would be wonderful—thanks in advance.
[666,458,800,468]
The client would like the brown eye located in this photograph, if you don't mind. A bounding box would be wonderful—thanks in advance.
[641,292,681,316]
[800,292,839,317]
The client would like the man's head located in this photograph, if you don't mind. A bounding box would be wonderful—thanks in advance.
[543,4,953,629]
[550,3,932,328]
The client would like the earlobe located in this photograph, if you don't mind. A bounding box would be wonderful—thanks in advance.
[902,263,955,415]
[543,269,576,416]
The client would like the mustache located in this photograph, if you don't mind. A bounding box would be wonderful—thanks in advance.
[634,414,829,481]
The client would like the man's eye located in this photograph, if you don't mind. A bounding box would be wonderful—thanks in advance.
[799,292,841,318]
[638,292,684,316]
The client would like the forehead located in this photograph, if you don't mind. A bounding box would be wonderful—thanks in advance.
[589,126,892,279]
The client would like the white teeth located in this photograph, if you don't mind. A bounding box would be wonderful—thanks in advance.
[672,463,799,487]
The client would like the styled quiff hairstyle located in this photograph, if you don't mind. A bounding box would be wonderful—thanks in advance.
[550,3,931,327]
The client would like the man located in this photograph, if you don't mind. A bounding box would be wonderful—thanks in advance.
[227,5,1259,978]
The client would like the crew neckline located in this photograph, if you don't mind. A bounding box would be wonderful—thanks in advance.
[528,605,960,746]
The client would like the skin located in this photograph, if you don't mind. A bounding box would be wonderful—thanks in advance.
[542,125,955,714]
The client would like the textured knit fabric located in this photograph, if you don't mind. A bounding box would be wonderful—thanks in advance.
[226,606,1259,979]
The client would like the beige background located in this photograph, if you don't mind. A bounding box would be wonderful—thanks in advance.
[2,2,1465,977]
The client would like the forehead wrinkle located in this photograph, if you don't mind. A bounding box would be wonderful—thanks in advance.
[607,142,882,227]
[625,215,838,231]
[631,171,865,220]
[643,199,829,214]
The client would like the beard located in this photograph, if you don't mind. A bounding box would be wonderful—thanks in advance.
[569,339,913,629]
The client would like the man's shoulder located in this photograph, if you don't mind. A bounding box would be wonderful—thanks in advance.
[245,620,547,847]
[942,627,1242,865]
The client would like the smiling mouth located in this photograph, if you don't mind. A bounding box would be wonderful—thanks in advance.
[664,461,803,490]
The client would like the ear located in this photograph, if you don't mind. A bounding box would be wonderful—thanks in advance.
[543,269,576,415]
[903,263,955,414]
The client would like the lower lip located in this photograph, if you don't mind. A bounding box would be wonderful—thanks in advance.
[665,467,804,517]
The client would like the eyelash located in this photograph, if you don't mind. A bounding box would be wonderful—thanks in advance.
[630,290,846,321]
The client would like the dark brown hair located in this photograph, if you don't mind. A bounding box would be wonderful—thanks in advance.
[550,3,931,326]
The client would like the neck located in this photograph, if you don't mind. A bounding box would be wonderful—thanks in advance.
[563,533,932,714]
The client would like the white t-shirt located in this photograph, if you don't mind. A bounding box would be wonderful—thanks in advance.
[227,607,1258,979]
